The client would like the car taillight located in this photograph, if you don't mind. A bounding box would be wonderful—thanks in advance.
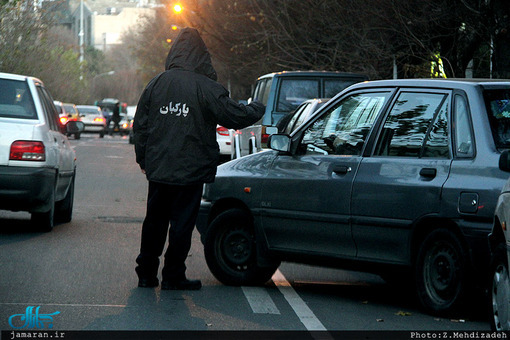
[60,116,69,125]
[94,117,105,123]
[217,126,229,136]
[10,141,45,161]
[261,133,270,144]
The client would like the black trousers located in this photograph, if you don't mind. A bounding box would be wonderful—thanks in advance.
[136,181,203,282]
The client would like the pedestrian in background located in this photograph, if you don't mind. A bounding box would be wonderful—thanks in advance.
[133,27,265,290]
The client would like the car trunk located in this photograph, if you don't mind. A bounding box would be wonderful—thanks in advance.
[0,120,35,165]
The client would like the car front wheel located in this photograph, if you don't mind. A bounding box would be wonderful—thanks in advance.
[489,244,510,330]
[415,228,469,314]
[204,209,279,286]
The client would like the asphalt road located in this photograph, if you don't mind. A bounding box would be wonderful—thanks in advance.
[0,133,492,338]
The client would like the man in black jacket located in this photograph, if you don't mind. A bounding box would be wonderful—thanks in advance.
[133,28,264,290]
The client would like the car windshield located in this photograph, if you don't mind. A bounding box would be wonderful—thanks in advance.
[0,79,37,119]
[485,89,510,149]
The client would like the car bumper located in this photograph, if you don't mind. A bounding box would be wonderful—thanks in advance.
[0,166,56,213]
[196,200,212,244]
[83,124,105,132]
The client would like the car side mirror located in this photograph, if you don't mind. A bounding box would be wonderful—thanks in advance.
[66,121,85,134]
[268,134,291,153]
[499,150,510,172]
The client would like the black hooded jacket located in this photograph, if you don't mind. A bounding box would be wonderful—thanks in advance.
[133,28,265,185]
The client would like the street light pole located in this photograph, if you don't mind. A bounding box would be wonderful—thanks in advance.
[92,71,116,99]
[79,0,84,64]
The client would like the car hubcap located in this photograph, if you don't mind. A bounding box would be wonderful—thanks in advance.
[222,228,253,266]
[492,263,510,330]
[424,243,459,304]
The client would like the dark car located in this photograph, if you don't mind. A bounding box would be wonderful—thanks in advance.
[197,78,510,315]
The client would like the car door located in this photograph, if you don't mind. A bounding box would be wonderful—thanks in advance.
[36,85,75,199]
[259,90,393,257]
[351,89,453,264]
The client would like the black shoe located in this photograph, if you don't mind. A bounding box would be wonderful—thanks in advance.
[161,279,202,290]
[138,277,159,288]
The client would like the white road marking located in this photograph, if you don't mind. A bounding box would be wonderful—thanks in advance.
[241,286,280,314]
[272,269,327,331]
[0,302,126,308]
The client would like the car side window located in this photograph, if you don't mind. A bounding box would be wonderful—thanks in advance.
[301,92,390,156]
[36,86,59,132]
[454,95,474,157]
[374,92,450,158]
[253,78,272,106]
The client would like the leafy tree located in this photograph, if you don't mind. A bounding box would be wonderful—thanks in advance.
[0,1,89,102]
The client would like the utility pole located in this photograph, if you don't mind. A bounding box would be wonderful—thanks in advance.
[79,0,84,65]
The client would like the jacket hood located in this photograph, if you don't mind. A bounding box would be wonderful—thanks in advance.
[164,27,217,81]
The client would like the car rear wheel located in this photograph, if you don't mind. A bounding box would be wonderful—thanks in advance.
[55,173,75,223]
[415,228,469,314]
[204,209,279,286]
[31,186,55,232]
[488,243,510,330]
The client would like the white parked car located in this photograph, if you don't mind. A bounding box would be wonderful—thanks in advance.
[216,125,233,160]
[489,149,510,330]
[0,72,83,231]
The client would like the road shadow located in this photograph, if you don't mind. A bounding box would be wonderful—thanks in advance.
[289,276,489,323]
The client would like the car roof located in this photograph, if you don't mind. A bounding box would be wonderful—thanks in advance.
[258,70,368,80]
[349,78,510,90]
[0,72,43,85]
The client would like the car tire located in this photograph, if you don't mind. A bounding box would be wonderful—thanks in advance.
[204,208,279,286]
[488,243,510,330]
[415,228,469,314]
[55,173,75,223]
[31,186,55,232]
[100,131,105,138]
[75,133,81,140]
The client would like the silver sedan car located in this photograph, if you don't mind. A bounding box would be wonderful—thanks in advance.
[77,105,107,137]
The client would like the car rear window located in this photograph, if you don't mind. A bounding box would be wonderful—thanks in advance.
[79,107,100,115]
[0,79,37,119]
[324,79,360,98]
[63,104,76,114]
[277,79,319,112]
[485,89,510,149]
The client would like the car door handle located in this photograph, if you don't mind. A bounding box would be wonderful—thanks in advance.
[419,168,437,178]
[333,166,352,175]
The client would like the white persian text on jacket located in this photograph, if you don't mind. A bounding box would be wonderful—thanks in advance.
[160,102,189,117]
